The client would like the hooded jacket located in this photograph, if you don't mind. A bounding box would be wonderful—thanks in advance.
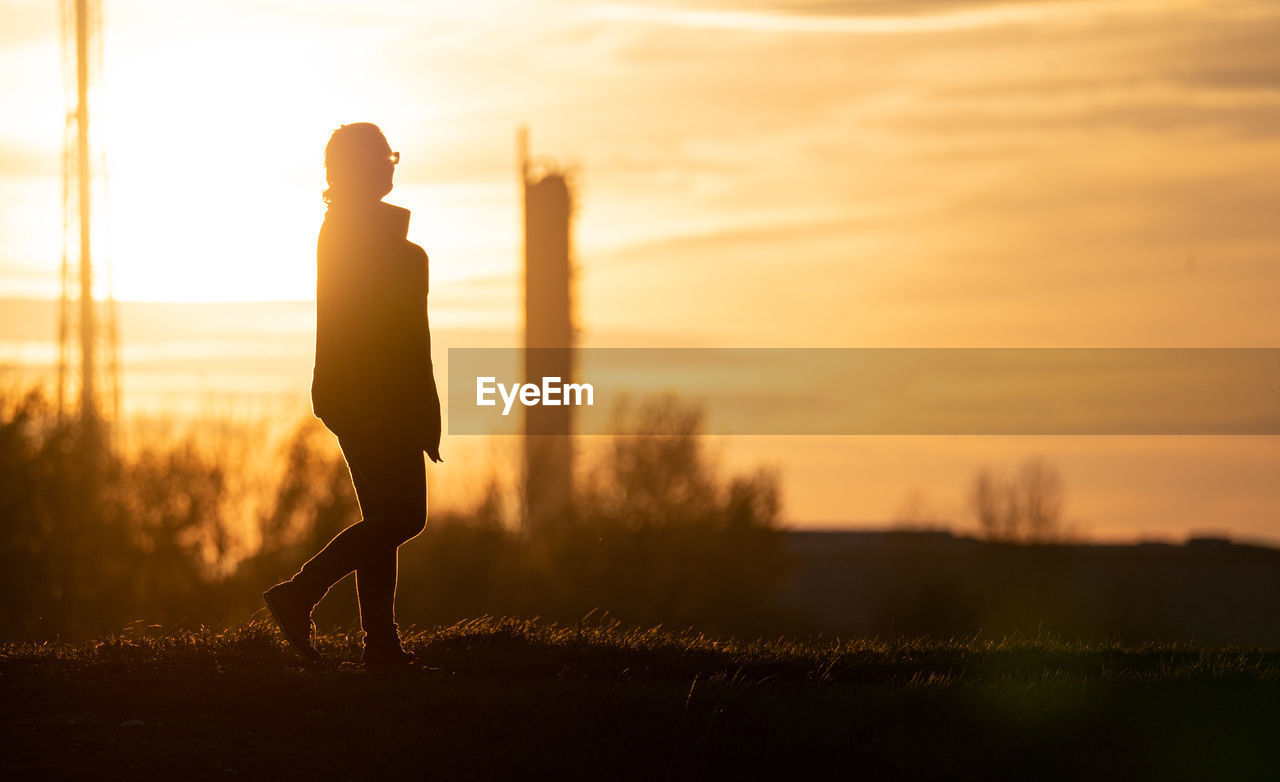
[310,200,441,451]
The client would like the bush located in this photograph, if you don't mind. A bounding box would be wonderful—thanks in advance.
[0,387,790,640]
[0,391,227,636]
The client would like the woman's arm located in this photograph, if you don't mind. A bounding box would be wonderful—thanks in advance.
[312,221,376,434]
[416,245,443,462]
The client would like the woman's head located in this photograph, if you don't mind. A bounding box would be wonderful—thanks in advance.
[323,123,399,205]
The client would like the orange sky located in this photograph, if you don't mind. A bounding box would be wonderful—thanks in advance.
[1,0,1278,542]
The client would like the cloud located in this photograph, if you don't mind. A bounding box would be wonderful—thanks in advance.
[588,0,1216,36]
[0,141,58,177]
[0,0,57,47]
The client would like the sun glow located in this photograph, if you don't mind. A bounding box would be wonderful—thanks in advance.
[95,11,443,302]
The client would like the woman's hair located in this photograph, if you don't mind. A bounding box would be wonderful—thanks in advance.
[323,122,393,205]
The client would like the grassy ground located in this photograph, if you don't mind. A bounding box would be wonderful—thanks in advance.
[3,617,1278,781]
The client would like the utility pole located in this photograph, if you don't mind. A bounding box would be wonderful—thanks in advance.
[74,0,96,423]
[59,0,119,431]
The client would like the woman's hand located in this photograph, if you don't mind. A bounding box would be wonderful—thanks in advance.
[425,445,443,464]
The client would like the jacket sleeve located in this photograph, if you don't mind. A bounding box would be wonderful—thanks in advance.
[311,223,369,433]
[415,245,442,452]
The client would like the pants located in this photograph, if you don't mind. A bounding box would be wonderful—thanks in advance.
[290,429,426,646]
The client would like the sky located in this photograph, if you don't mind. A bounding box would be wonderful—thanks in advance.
[1,0,1278,541]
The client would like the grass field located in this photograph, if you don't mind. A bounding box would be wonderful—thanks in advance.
[3,617,1278,780]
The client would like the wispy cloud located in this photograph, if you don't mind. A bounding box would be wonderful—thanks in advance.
[589,0,1203,35]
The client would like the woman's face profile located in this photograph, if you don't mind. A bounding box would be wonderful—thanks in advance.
[371,140,396,199]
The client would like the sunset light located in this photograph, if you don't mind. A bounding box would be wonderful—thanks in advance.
[3,2,1280,774]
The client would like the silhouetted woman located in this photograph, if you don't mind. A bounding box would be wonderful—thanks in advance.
[265,123,442,667]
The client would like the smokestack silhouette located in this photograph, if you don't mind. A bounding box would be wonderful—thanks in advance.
[519,128,575,532]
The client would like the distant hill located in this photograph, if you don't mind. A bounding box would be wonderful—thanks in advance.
[780,530,1280,644]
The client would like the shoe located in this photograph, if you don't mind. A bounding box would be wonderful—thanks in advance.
[361,641,417,669]
[263,582,322,663]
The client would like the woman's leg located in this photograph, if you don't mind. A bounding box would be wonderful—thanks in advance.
[290,517,378,607]
[354,539,398,647]
[289,431,426,646]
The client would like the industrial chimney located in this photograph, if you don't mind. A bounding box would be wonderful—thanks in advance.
[519,128,575,533]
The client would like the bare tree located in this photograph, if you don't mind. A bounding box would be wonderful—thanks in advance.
[1016,458,1064,543]
[969,458,1065,543]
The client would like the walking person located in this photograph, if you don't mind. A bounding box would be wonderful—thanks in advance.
[264,122,442,667]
